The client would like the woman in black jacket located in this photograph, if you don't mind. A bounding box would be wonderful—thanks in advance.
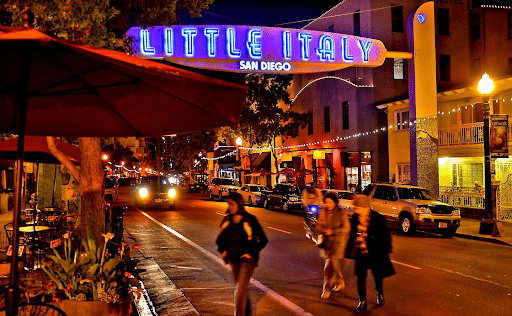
[346,194,395,312]
[216,192,268,316]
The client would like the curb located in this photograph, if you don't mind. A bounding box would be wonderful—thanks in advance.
[131,249,200,316]
[454,232,512,246]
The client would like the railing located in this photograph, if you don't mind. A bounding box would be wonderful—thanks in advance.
[438,118,512,146]
[439,122,483,146]
[439,186,485,209]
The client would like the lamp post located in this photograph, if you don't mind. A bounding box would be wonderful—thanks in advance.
[478,73,495,232]
[236,137,243,185]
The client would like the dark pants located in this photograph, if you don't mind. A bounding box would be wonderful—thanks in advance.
[356,256,383,300]
[229,257,255,316]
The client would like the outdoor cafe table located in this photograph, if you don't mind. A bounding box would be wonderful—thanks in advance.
[6,226,56,269]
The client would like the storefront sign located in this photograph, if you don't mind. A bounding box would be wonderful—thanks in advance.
[313,150,325,159]
[127,25,387,74]
[490,114,509,158]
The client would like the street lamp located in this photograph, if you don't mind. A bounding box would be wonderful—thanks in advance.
[235,137,243,185]
[478,73,495,233]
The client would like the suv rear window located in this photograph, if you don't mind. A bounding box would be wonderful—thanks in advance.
[362,184,374,196]
[397,187,435,200]
[217,178,236,185]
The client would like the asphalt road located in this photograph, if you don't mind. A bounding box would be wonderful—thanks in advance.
[120,187,512,316]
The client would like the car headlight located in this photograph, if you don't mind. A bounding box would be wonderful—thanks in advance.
[452,208,460,216]
[415,207,431,214]
[139,188,149,199]
[168,188,177,198]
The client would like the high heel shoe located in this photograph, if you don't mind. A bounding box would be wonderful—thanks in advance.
[377,294,385,306]
[355,299,367,311]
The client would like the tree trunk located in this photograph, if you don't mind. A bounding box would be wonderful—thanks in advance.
[78,137,105,246]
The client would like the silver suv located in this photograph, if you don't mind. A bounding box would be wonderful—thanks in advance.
[362,183,461,237]
[209,177,240,201]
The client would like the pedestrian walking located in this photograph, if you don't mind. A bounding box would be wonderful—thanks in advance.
[345,194,395,311]
[315,192,351,299]
[216,192,268,316]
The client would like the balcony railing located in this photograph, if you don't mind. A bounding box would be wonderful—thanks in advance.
[439,118,512,146]
[439,186,485,209]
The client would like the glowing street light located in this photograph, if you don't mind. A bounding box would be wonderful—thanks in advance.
[102,154,108,161]
[478,73,495,233]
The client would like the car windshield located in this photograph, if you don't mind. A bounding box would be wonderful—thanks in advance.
[219,178,236,185]
[250,186,264,192]
[141,176,172,187]
[283,186,302,195]
[397,187,435,200]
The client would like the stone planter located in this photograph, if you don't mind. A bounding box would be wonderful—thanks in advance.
[52,299,131,316]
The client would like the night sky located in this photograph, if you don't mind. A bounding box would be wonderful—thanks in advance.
[177,0,343,28]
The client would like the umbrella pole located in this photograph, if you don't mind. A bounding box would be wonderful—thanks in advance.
[7,44,32,316]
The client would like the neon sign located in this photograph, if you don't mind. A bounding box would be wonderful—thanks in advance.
[127,25,387,74]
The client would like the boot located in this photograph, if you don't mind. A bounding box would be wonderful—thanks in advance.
[377,293,385,306]
[355,299,367,311]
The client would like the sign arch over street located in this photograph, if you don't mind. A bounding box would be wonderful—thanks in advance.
[127,25,390,74]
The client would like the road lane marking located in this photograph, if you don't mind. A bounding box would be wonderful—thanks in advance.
[140,210,315,316]
[425,264,512,290]
[391,260,422,270]
[266,226,292,234]
[169,265,204,271]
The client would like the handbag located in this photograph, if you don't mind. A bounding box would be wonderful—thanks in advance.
[316,234,331,249]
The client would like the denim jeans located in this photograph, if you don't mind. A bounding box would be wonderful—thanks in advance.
[229,257,255,316]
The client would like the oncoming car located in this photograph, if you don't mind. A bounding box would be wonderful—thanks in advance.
[135,175,177,209]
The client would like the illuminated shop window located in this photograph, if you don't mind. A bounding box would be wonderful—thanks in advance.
[394,109,409,131]
[452,163,483,188]
[393,58,404,80]
[396,164,410,184]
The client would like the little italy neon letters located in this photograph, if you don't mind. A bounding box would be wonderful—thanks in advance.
[127,25,387,74]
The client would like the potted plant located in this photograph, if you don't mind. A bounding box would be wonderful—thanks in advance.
[41,232,141,316]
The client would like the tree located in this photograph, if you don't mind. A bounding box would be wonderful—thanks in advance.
[218,73,308,172]
[3,0,215,245]
[163,131,214,174]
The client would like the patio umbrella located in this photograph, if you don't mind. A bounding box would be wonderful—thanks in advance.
[258,168,275,176]
[0,26,247,314]
[277,167,296,174]
[295,168,317,176]
[0,136,80,164]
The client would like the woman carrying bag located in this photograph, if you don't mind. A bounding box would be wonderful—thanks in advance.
[315,192,351,299]
[346,194,395,312]
[216,192,268,315]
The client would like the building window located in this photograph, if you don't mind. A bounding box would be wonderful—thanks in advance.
[438,8,450,36]
[472,14,480,41]
[324,106,330,133]
[452,163,483,188]
[353,10,360,36]
[396,164,411,184]
[342,101,349,130]
[473,58,481,76]
[394,109,409,130]
[509,14,512,39]
[391,5,404,33]
[393,58,404,80]
[308,111,313,135]
[439,55,451,82]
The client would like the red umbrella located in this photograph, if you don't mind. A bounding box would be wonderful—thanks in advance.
[0,26,248,137]
[258,168,275,176]
[0,25,247,311]
[0,136,80,164]
[277,167,296,174]
[295,168,317,176]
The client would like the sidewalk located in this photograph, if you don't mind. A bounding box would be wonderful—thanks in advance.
[455,218,512,246]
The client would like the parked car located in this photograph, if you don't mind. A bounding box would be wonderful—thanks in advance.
[304,189,355,242]
[320,189,356,214]
[237,184,268,206]
[105,177,119,204]
[261,183,302,212]
[362,183,461,236]
[134,175,177,209]
[117,177,136,187]
[208,177,240,201]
